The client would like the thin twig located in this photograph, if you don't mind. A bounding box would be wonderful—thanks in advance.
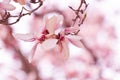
[0,0,43,25]
[69,0,88,26]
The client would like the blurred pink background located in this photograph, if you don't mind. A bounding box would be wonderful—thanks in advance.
[0,0,120,80]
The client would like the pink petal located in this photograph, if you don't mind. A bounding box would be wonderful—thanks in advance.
[0,3,15,11]
[65,26,80,34]
[45,16,57,34]
[45,15,63,34]
[66,35,83,48]
[34,32,44,40]
[61,39,69,60]
[41,38,58,51]
[57,15,64,25]
[66,35,82,40]
[13,33,36,42]
[28,43,39,63]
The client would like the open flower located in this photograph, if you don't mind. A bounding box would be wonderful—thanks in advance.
[14,14,63,62]
[14,14,83,62]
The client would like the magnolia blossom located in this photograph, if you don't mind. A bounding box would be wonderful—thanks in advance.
[14,14,83,62]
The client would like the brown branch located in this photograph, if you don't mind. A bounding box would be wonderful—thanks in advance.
[69,0,88,26]
[0,0,43,25]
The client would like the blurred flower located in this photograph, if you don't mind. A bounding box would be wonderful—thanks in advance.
[14,14,83,62]
[0,0,15,20]
[14,0,26,5]
[0,0,15,11]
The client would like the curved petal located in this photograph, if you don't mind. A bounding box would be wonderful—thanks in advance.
[45,15,63,34]
[34,32,43,40]
[66,35,82,40]
[28,43,39,63]
[45,16,57,34]
[61,39,69,60]
[13,33,36,42]
[65,26,80,34]
[66,35,83,48]
[57,15,64,25]
[41,38,58,51]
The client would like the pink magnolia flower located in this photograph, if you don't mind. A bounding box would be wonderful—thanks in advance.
[14,14,83,62]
